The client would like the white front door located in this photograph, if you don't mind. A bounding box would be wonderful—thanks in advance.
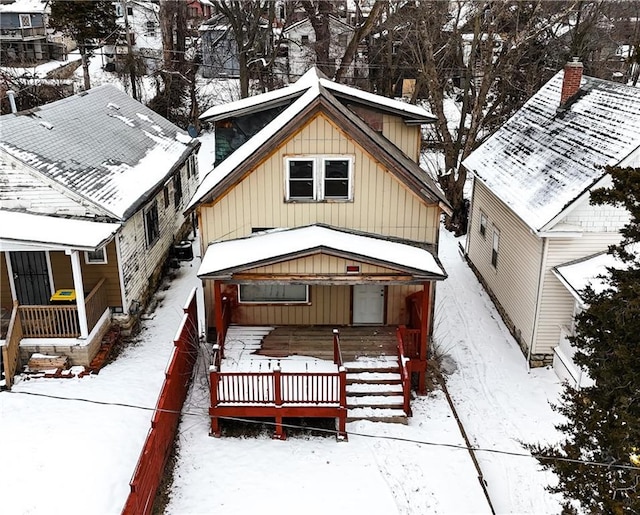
[352,285,385,325]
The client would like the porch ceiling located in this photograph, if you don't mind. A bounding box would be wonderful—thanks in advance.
[199,224,447,282]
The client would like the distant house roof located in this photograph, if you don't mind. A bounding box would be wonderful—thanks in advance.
[190,67,446,210]
[0,85,199,221]
[198,224,447,280]
[283,13,354,35]
[462,71,640,232]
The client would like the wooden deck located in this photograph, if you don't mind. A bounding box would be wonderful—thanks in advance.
[256,326,398,361]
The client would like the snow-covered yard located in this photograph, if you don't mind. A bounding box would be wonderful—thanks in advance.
[0,225,564,514]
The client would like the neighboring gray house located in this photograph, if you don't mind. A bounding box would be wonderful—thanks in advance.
[0,85,199,385]
[198,14,240,79]
[462,61,640,386]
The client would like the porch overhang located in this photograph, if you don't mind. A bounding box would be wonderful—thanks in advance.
[0,210,120,252]
[198,224,447,284]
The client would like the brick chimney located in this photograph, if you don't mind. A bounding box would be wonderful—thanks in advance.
[560,58,583,106]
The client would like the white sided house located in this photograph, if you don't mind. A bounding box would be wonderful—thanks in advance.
[0,85,199,387]
[188,67,450,434]
[463,61,640,386]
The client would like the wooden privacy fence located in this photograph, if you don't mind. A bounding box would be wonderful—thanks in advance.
[122,287,199,515]
[209,328,348,440]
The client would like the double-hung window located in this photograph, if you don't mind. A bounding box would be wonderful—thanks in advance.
[285,156,352,201]
[144,201,160,247]
[491,228,500,268]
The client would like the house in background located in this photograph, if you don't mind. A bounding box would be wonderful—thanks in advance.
[187,67,450,436]
[0,0,56,64]
[0,85,199,388]
[277,14,367,85]
[463,60,640,387]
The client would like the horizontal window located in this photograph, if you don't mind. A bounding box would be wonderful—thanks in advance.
[85,247,107,264]
[238,284,309,304]
[285,156,353,202]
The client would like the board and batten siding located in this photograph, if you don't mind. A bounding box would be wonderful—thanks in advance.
[0,252,12,309]
[118,158,198,312]
[533,196,625,355]
[466,179,543,348]
[382,114,421,162]
[199,112,440,246]
[244,253,406,276]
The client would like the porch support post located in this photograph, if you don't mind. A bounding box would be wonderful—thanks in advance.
[69,250,89,339]
[213,280,223,345]
[418,281,431,394]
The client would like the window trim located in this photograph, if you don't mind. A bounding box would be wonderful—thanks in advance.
[285,155,353,202]
[491,227,500,268]
[85,247,107,265]
[237,284,310,304]
[144,201,160,248]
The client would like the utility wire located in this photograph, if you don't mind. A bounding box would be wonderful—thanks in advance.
[7,389,640,472]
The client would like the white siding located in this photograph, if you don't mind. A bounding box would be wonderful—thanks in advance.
[466,180,543,348]
[561,183,630,232]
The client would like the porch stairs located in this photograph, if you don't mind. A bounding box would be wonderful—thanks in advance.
[344,356,408,424]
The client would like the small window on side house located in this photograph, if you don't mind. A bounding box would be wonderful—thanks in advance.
[491,228,500,268]
[127,6,133,16]
[146,21,156,37]
[238,284,309,304]
[85,247,107,264]
[144,201,160,247]
[479,212,487,237]
[163,185,170,208]
[301,35,310,45]
[174,171,183,209]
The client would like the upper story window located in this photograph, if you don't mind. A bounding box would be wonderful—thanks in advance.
[144,201,160,247]
[146,21,156,37]
[285,156,353,202]
[301,35,310,46]
[174,171,183,209]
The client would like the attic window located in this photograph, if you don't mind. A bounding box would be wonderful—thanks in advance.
[285,156,353,202]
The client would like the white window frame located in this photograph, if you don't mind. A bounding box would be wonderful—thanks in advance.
[479,211,487,237]
[491,227,500,268]
[85,247,107,264]
[285,155,353,202]
[237,284,310,304]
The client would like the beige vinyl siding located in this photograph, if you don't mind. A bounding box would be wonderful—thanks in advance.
[387,284,423,325]
[200,113,440,247]
[382,114,421,162]
[467,180,543,347]
[245,253,404,275]
[231,285,350,325]
[533,231,622,355]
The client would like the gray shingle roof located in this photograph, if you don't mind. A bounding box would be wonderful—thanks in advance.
[0,85,198,220]
[462,71,640,232]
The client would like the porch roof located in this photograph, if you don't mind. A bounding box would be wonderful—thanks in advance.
[198,224,447,281]
[0,210,120,252]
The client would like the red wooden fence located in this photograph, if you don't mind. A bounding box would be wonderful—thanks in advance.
[122,287,199,515]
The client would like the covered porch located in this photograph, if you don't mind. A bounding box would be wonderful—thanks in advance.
[0,211,121,389]
[200,225,446,438]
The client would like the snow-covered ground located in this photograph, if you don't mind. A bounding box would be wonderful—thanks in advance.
[0,224,564,514]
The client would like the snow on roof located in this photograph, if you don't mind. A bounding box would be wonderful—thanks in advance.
[0,210,120,251]
[0,0,47,13]
[198,224,446,278]
[553,245,637,304]
[462,70,640,232]
[0,85,197,221]
[199,67,435,122]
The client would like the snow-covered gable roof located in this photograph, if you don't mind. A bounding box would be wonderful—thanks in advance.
[0,85,199,221]
[0,210,120,252]
[189,68,447,211]
[283,13,354,35]
[0,0,47,14]
[198,224,447,280]
[200,67,435,123]
[462,70,640,232]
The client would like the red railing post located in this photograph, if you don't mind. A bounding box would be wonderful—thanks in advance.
[273,367,286,440]
[337,366,348,441]
[333,329,339,364]
[209,366,220,437]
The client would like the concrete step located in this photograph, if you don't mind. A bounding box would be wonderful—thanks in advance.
[347,407,408,424]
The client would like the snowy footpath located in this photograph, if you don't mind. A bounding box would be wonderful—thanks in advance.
[0,227,564,514]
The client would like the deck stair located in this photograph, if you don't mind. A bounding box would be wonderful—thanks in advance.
[344,356,408,424]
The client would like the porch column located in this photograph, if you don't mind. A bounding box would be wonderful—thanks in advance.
[68,250,89,339]
[419,281,431,393]
[213,280,223,344]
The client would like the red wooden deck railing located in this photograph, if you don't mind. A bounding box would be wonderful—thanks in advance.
[209,328,347,440]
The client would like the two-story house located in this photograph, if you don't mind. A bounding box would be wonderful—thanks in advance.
[0,85,199,388]
[462,60,640,387]
[0,0,49,64]
[186,68,450,438]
